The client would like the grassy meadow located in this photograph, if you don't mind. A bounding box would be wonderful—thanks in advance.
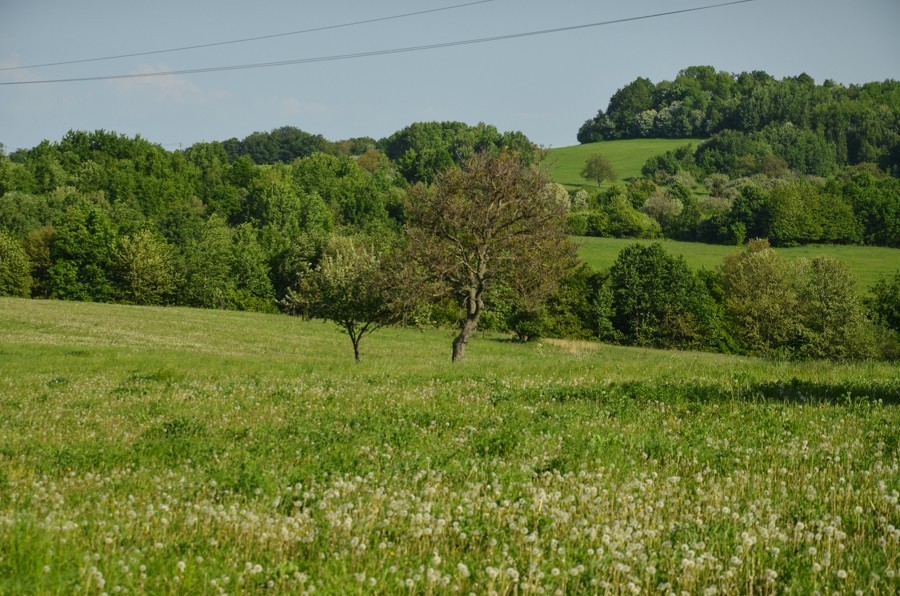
[0,297,898,594]
[545,139,703,188]
[576,236,900,291]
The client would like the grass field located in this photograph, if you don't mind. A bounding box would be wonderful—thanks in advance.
[576,236,900,291]
[546,139,703,189]
[0,297,898,594]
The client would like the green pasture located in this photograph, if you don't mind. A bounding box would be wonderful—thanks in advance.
[576,236,900,291]
[0,298,897,593]
[546,138,703,188]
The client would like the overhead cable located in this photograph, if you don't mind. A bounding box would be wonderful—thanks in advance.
[0,0,498,72]
[0,1,758,86]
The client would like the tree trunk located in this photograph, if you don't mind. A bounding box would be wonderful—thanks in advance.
[452,293,482,362]
[345,322,361,364]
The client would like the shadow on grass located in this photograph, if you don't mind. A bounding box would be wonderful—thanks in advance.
[496,377,899,406]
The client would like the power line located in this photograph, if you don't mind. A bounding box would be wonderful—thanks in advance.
[0,0,498,72]
[0,0,758,86]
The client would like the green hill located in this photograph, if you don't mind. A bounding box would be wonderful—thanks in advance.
[576,236,899,291]
[546,138,703,188]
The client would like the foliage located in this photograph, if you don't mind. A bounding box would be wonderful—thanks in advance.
[608,242,725,349]
[48,199,118,302]
[598,187,661,239]
[825,166,899,246]
[379,121,536,184]
[578,67,900,174]
[114,230,178,305]
[179,217,275,312]
[795,257,876,360]
[0,231,31,297]
[720,179,861,247]
[867,270,900,333]
[580,154,618,186]
[283,236,406,362]
[721,240,878,359]
[406,151,575,361]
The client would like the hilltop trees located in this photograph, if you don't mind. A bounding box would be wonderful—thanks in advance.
[406,151,575,362]
[379,121,537,184]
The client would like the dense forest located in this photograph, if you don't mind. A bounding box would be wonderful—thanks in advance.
[571,67,899,247]
[577,66,899,173]
[1,69,898,361]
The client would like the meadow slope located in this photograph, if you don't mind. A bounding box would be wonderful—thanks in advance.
[0,298,897,594]
[576,236,900,291]
[546,139,703,188]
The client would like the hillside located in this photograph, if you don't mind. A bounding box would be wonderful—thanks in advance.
[576,236,900,291]
[546,138,703,188]
[0,297,897,592]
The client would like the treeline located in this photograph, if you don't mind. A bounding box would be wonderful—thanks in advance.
[577,66,899,175]
[0,123,537,312]
[515,239,899,361]
[0,125,897,361]
[565,162,898,247]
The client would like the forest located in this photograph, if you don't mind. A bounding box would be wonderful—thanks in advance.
[573,66,898,247]
[0,68,898,361]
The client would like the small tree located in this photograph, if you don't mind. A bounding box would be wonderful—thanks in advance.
[407,151,575,362]
[581,154,618,187]
[284,236,404,363]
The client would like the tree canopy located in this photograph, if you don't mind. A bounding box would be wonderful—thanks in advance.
[406,150,575,361]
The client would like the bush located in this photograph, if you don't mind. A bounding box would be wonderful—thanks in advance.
[721,240,878,360]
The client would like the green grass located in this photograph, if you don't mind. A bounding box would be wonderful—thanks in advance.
[576,236,900,291]
[0,298,898,594]
[546,138,703,189]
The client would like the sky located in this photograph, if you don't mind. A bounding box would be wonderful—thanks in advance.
[1,0,899,152]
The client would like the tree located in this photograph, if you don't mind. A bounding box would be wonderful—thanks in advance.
[796,256,875,360]
[0,231,32,297]
[580,154,618,187]
[283,236,405,362]
[115,230,178,305]
[867,270,900,333]
[720,239,801,356]
[406,151,575,362]
[608,242,723,349]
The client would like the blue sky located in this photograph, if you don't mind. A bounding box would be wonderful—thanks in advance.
[2,0,898,152]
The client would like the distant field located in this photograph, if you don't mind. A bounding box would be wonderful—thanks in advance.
[0,298,897,593]
[576,236,900,291]
[546,138,703,188]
